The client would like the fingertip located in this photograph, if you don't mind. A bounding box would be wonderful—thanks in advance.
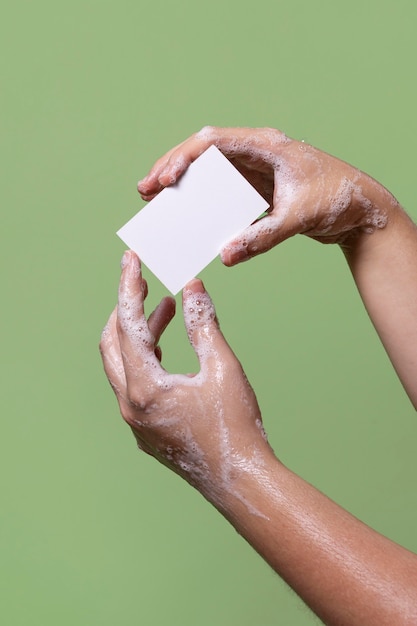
[156,172,167,186]
[137,176,153,196]
[120,249,141,278]
[156,296,177,327]
[157,170,176,187]
[121,250,130,270]
[137,178,147,192]
[220,247,233,266]
[184,278,205,295]
[137,176,162,201]
[220,244,249,266]
[165,295,177,313]
[118,251,144,314]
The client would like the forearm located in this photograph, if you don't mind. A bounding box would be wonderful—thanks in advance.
[214,456,417,625]
[341,189,417,408]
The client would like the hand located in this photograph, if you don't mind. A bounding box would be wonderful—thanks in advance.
[137,126,399,265]
[99,258,417,626]
[99,250,273,504]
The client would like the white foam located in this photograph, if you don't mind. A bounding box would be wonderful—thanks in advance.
[195,126,291,162]
[160,153,187,185]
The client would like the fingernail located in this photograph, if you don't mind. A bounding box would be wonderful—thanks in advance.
[185,278,205,294]
[220,245,248,266]
[220,248,232,265]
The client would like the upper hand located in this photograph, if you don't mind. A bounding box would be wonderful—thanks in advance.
[138,126,397,265]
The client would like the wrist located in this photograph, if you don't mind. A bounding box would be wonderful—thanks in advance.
[202,446,283,524]
[340,173,401,256]
[339,190,417,408]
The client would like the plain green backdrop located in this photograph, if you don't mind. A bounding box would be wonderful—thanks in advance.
[1,1,416,624]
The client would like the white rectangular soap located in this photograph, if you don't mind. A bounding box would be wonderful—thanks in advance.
[117,145,269,295]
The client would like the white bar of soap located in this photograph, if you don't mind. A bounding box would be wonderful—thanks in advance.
[117,145,269,294]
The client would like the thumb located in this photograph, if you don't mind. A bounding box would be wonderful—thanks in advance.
[182,279,233,366]
[220,210,302,266]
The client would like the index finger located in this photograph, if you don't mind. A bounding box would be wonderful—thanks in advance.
[116,251,163,393]
[137,126,292,199]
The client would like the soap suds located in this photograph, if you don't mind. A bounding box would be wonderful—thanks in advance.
[161,153,188,185]
[195,127,292,165]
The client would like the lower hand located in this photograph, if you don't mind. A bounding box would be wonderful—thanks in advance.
[99,251,273,503]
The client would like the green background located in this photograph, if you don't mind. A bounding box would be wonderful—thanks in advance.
[2,1,416,624]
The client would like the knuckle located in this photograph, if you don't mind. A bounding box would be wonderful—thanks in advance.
[195,125,219,143]
[128,392,147,411]
[270,127,292,145]
[127,388,154,412]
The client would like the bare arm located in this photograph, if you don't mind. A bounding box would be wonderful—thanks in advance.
[342,204,417,407]
[100,252,417,625]
[221,454,417,626]
[138,126,417,407]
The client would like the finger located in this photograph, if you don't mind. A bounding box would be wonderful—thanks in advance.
[220,208,302,266]
[137,139,190,199]
[220,162,303,266]
[155,127,247,188]
[138,126,292,198]
[116,250,162,390]
[99,307,127,398]
[147,296,176,345]
[182,279,237,373]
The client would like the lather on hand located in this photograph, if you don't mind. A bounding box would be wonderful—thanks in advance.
[138,126,397,265]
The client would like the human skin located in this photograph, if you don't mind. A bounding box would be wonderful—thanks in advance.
[101,127,417,624]
[137,126,417,408]
[100,251,417,626]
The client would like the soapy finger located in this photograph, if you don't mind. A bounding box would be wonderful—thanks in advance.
[138,126,292,200]
[182,279,238,376]
[116,251,163,390]
[137,138,190,199]
[220,207,303,266]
